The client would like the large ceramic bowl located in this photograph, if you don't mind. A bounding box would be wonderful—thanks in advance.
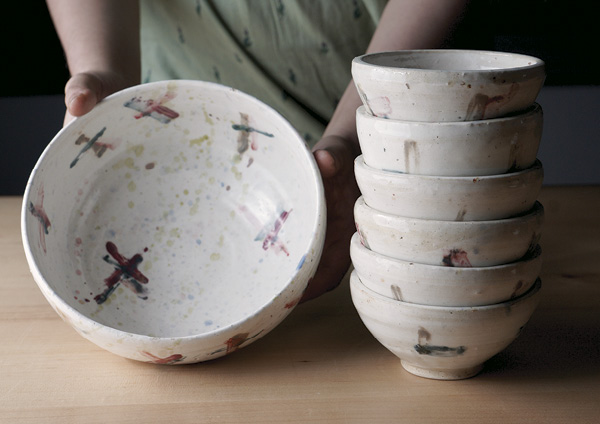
[350,270,542,379]
[356,104,543,176]
[350,233,542,307]
[355,155,543,221]
[354,196,543,267]
[21,80,326,364]
[352,49,545,122]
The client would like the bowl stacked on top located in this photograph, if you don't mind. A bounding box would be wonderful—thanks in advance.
[349,50,546,380]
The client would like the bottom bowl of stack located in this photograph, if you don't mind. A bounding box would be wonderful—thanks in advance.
[350,270,542,380]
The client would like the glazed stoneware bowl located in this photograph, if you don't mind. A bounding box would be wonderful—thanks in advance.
[21,80,326,364]
[352,49,545,122]
[356,103,543,176]
[355,155,543,221]
[350,233,542,307]
[354,196,544,267]
[350,270,542,380]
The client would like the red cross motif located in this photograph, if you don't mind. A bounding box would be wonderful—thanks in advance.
[239,206,292,256]
[94,241,149,304]
[210,330,264,356]
[141,351,185,365]
[124,90,180,124]
[442,249,472,267]
[70,127,110,168]
[28,184,51,254]
[262,210,291,255]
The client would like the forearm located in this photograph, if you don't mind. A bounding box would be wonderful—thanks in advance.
[46,0,141,84]
[322,0,468,146]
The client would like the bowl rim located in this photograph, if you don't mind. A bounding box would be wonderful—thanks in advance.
[352,49,545,74]
[350,232,542,272]
[355,154,543,181]
[350,269,542,311]
[355,195,544,225]
[21,79,326,343]
[356,102,542,127]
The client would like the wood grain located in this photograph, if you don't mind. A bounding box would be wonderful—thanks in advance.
[1,187,599,423]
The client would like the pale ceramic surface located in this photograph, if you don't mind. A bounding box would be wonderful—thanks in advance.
[21,80,326,364]
[352,49,545,122]
[350,270,542,380]
[355,156,543,221]
[356,104,543,176]
[350,233,542,307]
[354,197,544,267]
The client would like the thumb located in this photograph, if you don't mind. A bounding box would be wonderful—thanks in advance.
[313,148,339,179]
[64,72,106,118]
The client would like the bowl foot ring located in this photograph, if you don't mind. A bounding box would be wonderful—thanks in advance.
[401,361,483,380]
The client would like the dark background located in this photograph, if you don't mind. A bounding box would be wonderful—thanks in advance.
[2,0,595,97]
[1,1,598,194]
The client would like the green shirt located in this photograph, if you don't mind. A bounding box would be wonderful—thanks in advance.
[140,0,387,145]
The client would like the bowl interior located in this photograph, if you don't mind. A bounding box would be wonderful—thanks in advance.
[359,50,543,72]
[23,80,324,338]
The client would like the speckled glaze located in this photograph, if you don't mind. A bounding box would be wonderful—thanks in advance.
[352,50,545,122]
[350,270,542,380]
[356,104,543,176]
[21,80,326,364]
[354,197,543,267]
[350,233,542,307]
[355,155,543,221]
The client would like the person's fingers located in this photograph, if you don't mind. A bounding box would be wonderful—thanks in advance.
[313,148,338,179]
[62,71,134,126]
[64,72,105,118]
[300,136,362,303]
[300,236,350,303]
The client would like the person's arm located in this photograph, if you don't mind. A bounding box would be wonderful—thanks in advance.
[324,0,468,146]
[46,0,140,124]
[302,0,468,302]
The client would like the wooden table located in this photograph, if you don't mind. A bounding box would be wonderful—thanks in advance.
[1,186,599,423]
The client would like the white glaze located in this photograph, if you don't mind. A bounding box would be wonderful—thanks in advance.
[350,270,542,380]
[352,49,545,122]
[355,155,543,221]
[350,233,542,306]
[22,80,326,364]
[354,196,544,267]
[356,104,543,176]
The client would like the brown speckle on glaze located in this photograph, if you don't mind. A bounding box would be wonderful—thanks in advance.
[391,285,403,301]
[507,141,521,171]
[510,280,524,298]
[465,83,519,120]
[418,326,431,343]
[403,139,419,173]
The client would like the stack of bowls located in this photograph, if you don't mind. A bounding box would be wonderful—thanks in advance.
[349,50,546,380]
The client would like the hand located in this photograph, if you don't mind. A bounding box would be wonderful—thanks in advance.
[300,135,361,302]
[62,70,133,126]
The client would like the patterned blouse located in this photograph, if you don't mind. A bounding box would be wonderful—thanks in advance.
[140,0,387,145]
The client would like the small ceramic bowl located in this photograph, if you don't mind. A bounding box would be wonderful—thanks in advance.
[350,233,542,307]
[354,196,543,267]
[350,270,542,379]
[356,103,543,176]
[355,155,543,221]
[21,80,326,364]
[352,49,545,122]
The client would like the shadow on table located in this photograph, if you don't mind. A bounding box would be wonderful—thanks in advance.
[481,307,600,381]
